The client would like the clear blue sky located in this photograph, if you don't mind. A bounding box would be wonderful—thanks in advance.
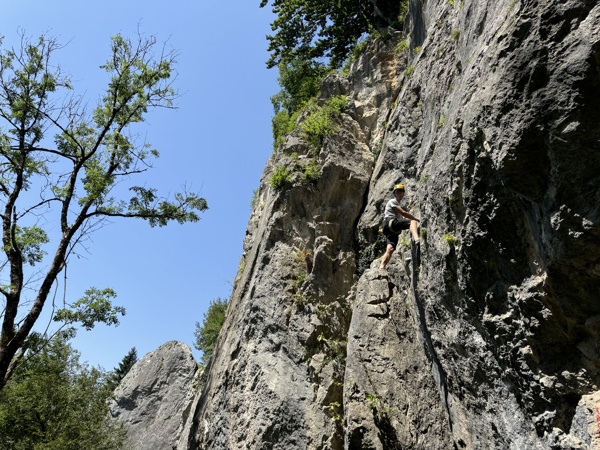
[1,1,278,369]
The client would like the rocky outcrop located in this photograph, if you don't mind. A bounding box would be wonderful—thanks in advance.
[110,341,198,450]
[123,0,599,448]
[344,266,452,449]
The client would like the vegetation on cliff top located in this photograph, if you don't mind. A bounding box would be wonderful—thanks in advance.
[260,0,405,69]
[263,0,409,150]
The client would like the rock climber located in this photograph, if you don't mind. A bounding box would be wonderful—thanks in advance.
[379,183,420,270]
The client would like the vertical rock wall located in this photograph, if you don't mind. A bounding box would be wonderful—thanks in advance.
[177,0,600,449]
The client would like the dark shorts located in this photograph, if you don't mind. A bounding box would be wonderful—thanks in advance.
[382,217,411,248]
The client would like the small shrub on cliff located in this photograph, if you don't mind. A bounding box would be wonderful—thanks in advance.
[395,38,410,54]
[270,165,292,189]
[301,106,334,148]
[290,248,313,304]
[443,234,459,246]
[300,95,347,149]
[270,57,329,149]
[194,298,229,366]
[301,159,321,183]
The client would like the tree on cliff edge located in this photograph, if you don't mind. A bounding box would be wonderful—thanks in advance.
[0,32,208,390]
[260,0,403,68]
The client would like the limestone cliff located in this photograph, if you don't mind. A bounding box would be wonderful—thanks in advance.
[109,341,198,449]
[146,0,600,448]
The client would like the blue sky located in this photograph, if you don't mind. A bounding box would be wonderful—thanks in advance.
[1,1,278,369]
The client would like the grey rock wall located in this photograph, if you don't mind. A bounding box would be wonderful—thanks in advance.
[110,341,198,450]
[366,0,600,448]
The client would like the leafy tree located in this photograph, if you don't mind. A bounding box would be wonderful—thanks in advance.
[194,298,228,366]
[270,57,330,149]
[0,32,208,390]
[108,346,138,389]
[271,57,329,115]
[0,333,126,450]
[260,0,403,69]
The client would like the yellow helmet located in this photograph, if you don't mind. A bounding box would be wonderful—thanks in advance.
[393,183,405,192]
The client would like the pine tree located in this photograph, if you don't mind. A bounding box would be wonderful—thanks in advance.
[194,298,228,366]
[108,347,138,389]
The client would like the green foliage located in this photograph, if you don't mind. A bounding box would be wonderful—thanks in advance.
[269,164,292,189]
[325,95,347,114]
[300,95,347,149]
[395,38,410,54]
[271,87,347,153]
[366,392,380,410]
[260,0,403,69]
[451,29,461,40]
[272,109,297,150]
[271,57,329,115]
[54,287,125,331]
[194,298,228,366]
[404,65,415,76]
[323,401,343,423]
[399,234,411,248]
[443,234,459,246]
[438,115,446,128]
[301,106,334,148]
[316,333,347,362]
[10,226,49,266]
[398,0,410,23]
[0,334,126,449]
[301,159,321,183]
[0,32,208,387]
[108,347,138,389]
[250,188,260,210]
[270,57,329,149]
[290,248,313,304]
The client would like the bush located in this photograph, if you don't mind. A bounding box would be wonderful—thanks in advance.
[301,107,334,149]
[269,165,292,189]
[300,95,347,150]
[443,234,459,246]
[302,159,321,183]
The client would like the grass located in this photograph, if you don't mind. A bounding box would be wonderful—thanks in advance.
[395,38,409,54]
[443,234,459,246]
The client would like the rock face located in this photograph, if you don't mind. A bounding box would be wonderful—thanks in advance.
[158,0,599,449]
[110,341,198,450]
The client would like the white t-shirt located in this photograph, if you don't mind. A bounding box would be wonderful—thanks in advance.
[383,198,402,221]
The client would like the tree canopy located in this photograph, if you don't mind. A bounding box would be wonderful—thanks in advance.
[0,31,207,390]
[260,0,403,68]
[0,333,126,449]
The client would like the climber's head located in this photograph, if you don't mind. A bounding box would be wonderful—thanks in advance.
[393,184,405,193]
